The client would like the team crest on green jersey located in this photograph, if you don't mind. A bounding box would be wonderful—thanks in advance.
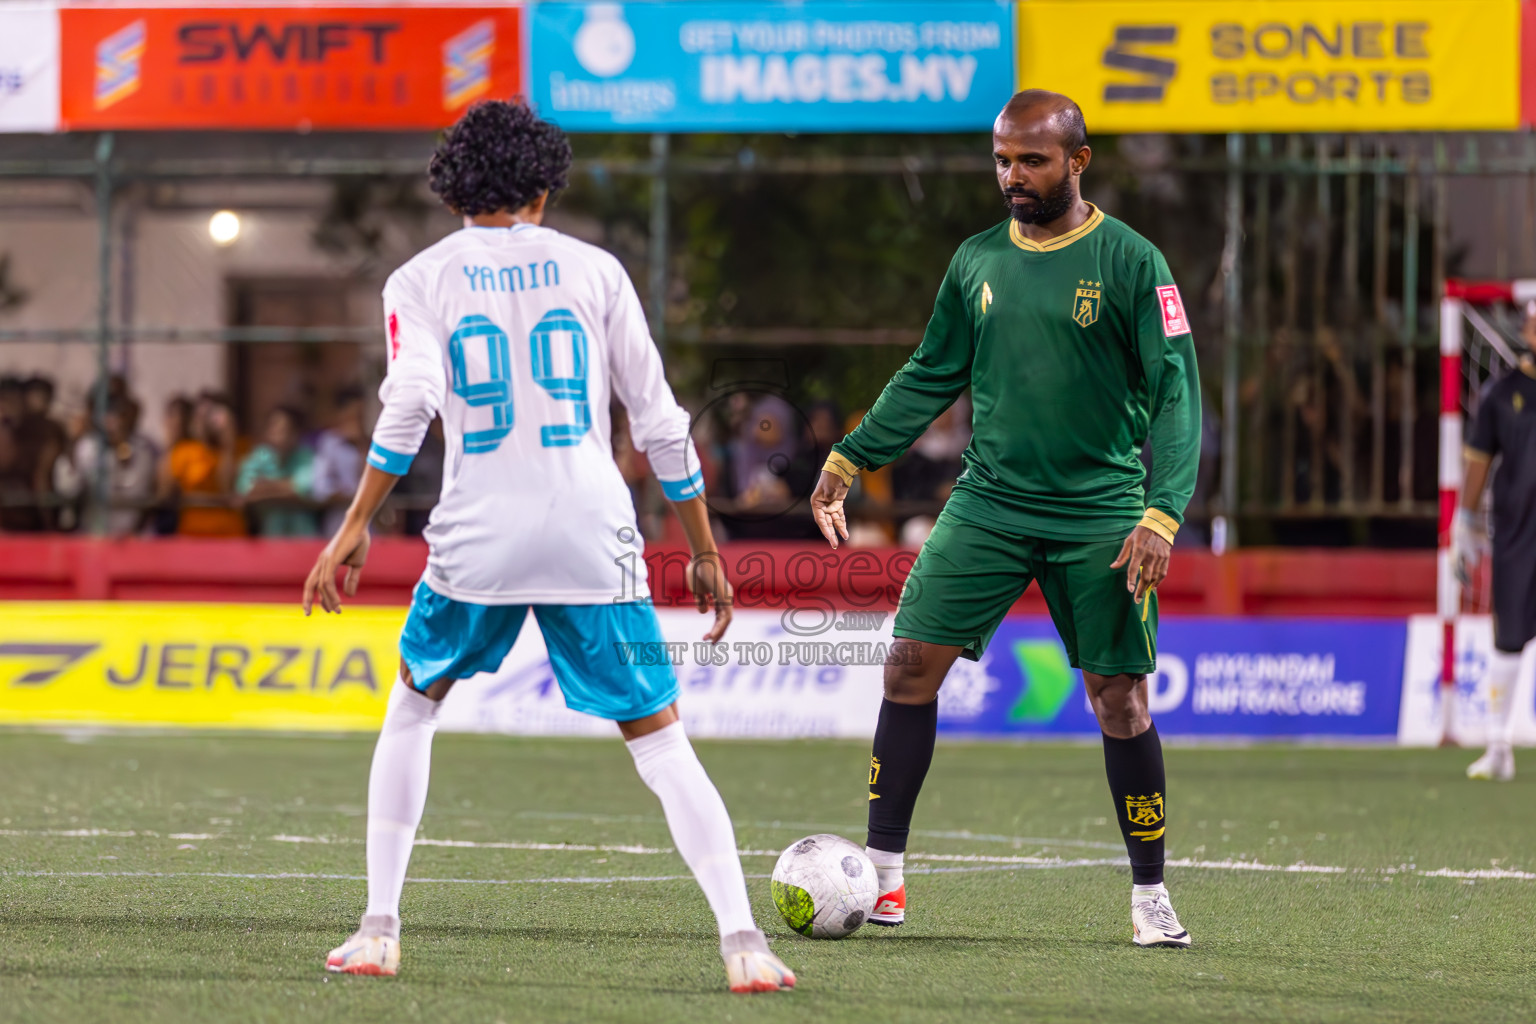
[1073,280,1102,327]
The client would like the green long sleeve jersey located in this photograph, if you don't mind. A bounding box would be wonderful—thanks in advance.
[833,205,1201,542]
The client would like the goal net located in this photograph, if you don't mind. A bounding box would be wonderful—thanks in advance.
[1438,280,1527,743]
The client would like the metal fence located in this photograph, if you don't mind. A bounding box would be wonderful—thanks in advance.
[1216,132,1536,546]
[1,129,1533,544]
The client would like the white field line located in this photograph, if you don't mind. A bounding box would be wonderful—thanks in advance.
[2,827,1533,882]
[0,870,702,885]
[0,828,1114,862]
[513,811,1127,851]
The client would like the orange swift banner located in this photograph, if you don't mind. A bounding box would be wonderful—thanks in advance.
[60,5,522,131]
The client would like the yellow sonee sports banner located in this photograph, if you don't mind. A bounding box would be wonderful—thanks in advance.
[1017,0,1520,132]
[0,603,404,731]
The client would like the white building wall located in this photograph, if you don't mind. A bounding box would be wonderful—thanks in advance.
[0,202,423,447]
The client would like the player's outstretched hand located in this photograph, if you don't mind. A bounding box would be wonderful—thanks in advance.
[303,519,372,616]
[810,470,851,549]
[1110,525,1171,604]
[686,550,734,644]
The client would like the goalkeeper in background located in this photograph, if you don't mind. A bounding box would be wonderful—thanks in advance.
[1455,305,1536,781]
[811,90,1201,947]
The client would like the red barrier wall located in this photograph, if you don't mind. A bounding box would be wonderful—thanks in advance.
[0,538,1434,617]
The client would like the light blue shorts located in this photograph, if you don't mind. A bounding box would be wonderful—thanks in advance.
[398,581,679,722]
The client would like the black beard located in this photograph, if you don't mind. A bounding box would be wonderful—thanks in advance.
[1004,176,1077,225]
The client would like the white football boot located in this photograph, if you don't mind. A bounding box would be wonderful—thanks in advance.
[721,929,795,993]
[1467,745,1516,781]
[325,914,401,976]
[1131,885,1191,948]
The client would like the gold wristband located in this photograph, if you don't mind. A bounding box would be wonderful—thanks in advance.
[1138,508,1180,545]
[822,451,861,486]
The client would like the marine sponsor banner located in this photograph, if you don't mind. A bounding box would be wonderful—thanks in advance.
[439,608,888,738]
[529,1,1014,131]
[59,5,522,130]
[1018,0,1520,132]
[1397,615,1536,747]
[937,618,1406,738]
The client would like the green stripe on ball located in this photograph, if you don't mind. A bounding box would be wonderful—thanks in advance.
[771,880,815,937]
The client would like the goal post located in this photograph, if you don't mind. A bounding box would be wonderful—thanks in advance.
[1438,279,1528,744]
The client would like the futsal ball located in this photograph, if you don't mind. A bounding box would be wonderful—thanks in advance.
[770,833,878,939]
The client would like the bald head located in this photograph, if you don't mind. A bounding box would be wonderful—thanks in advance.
[992,90,1090,229]
[998,90,1087,156]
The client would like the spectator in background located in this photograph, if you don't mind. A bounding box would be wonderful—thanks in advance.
[804,400,843,470]
[609,402,660,540]
[839,406,895,547]
[893,396,971,503]
[162,395,193,451]
[0,375,20,426]
[394,416,444,536]
[892,396,972,548]
[724,395,797,508]
[0,375,48,531]
[166,392,246,536]
[238,405,317,537]
[310,389,366,537]
[0,383,16,529]
[717,394,819,540]
[22,376,66,527]
[151,395,194,535]
[23,376,65,447]
[54,394,157,536]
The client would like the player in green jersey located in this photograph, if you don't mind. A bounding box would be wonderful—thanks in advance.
[811,90,1200,947]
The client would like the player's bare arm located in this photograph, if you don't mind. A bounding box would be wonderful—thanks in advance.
[668,493,733,643]
[302,464,400,616]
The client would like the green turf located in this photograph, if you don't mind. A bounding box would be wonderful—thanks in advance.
[1,732,1533,1023]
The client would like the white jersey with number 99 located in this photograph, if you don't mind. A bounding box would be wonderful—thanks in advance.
[368,224,701,605]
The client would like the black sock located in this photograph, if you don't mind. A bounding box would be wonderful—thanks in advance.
[865,698,938,854]
[1102,723,1167,886]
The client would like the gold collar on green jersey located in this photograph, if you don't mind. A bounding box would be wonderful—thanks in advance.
[1008,203,1105,253]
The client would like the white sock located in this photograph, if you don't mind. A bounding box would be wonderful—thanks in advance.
[626,722,756,938]
[865,846,904,894]
[1133,882,1169,898]
[363,680,441,923]
[1487,651,1520,753]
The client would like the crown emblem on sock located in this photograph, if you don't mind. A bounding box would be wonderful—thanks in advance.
[1125,792,1164,827]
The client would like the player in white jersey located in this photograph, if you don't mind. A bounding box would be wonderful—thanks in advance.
[302,101,794,994]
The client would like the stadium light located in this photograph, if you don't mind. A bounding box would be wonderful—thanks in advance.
[208,210,241,246]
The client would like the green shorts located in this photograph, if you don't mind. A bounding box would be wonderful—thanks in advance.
[893,510,1158,676]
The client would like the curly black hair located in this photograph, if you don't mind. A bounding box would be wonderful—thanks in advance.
[428,100,572,217]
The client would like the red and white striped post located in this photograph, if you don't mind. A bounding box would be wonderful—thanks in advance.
[1439,285,1469,745]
